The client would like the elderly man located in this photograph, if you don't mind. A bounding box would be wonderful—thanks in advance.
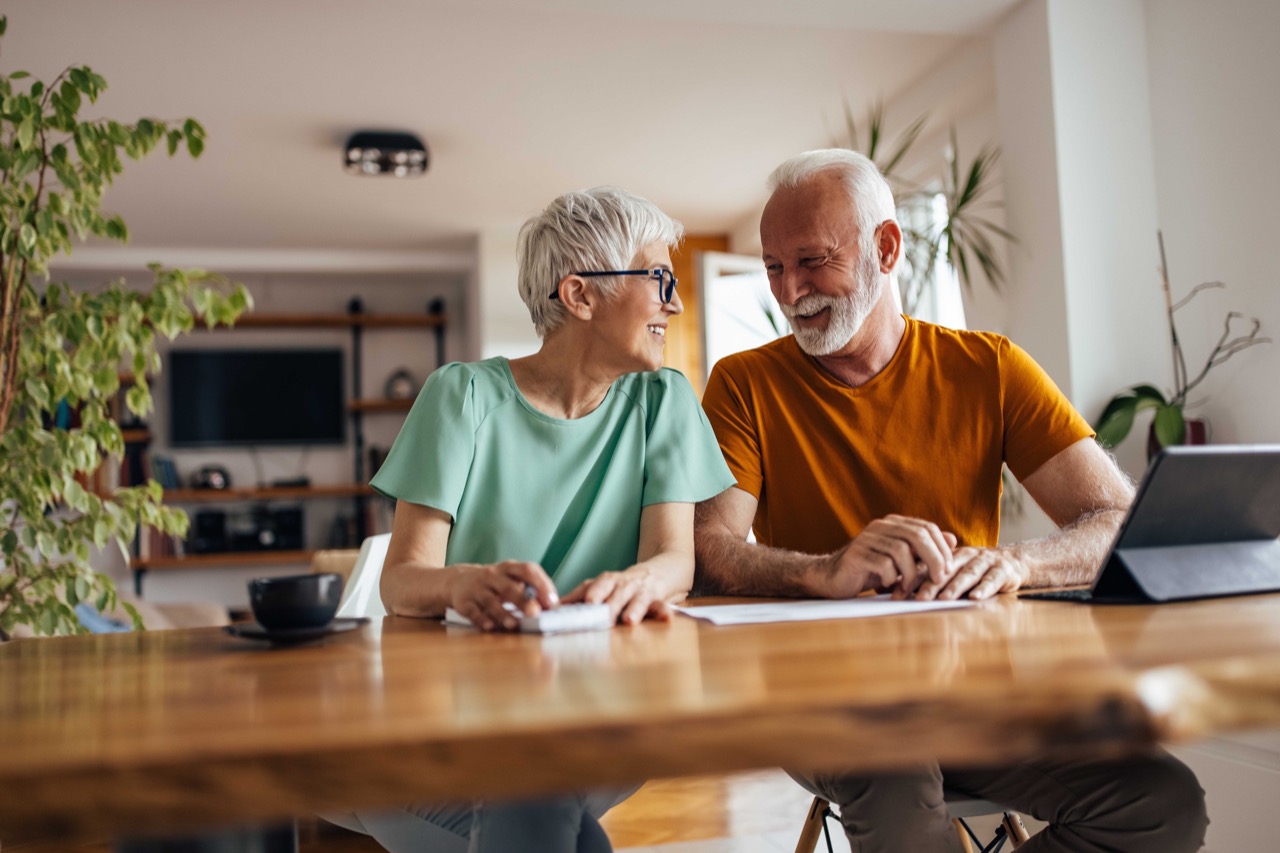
[694,149,1207,852]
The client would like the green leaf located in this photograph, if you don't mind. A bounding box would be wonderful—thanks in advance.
[1153,404,1187,448]
[16,115,34,148]
[1128,384,1168,406]
[186,133,204,158]
[19,222,36,252]
[105,216,128,242]
[1095,396,1138,448]
[11,71,29,81]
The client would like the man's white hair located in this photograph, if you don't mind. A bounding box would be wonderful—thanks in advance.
[517,187,683,338]
[767,149,897,242]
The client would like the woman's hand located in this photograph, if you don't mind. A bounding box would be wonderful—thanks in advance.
[563,566,671,626]
[449,561,559,631]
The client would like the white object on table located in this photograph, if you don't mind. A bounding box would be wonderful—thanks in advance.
[444,602,614,634]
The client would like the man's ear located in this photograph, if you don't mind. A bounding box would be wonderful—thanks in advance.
[876,220,903,274]
[556,274,593,321]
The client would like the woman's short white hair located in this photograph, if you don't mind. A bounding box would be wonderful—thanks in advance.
[767,149,897,242]
[517,187,683,338]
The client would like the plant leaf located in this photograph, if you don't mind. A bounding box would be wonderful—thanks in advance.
[1128,384,1168,406]
[1153,404,1186,448]
[1095,396,1138,447]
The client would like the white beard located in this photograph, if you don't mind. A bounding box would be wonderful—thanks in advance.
[782,255,882,356]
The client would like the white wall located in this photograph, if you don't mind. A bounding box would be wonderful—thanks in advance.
[478,226,542,360]
[1145,0,1280,446]
[1143,2,1280,850]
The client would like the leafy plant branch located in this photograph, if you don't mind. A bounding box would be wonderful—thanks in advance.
[837,101,1015,314]
[0,15,250,639]
[1095,231,1269,451]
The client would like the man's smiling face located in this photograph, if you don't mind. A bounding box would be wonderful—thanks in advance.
[760,171,882,357]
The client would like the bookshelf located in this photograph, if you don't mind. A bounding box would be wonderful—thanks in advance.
[127,300,445,591]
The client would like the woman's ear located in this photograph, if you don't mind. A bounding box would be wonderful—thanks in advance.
[556,274,594,321]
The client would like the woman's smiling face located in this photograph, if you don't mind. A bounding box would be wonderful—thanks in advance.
[592,241,682,375]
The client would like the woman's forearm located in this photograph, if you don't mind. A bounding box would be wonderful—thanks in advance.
[625,551,694,602]
[380,561,461,618]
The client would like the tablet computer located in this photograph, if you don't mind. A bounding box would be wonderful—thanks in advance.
[1022,444,1280,603]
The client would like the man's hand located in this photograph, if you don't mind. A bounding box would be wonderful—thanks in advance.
[814,514,958,598]
[913,546,1029,601]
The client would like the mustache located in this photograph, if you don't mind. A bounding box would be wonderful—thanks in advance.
[779,294,836,319]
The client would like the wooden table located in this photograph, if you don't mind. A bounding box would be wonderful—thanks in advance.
[5,594,1280,846]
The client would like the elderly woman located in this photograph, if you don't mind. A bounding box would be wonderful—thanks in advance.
[345,187,734,853]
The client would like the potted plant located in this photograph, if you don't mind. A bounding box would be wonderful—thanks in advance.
[0,17,251,640]
[839,101,1015,314]
[1095,232,1269,456]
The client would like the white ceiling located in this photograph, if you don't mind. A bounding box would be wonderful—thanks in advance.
[5,0,1019,253]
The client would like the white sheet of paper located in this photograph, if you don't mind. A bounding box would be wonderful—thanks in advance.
[673,595,976,626]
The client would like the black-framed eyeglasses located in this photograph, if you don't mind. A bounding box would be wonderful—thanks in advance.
[549,268,679,305]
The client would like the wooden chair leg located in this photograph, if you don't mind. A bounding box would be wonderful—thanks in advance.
[953,818,976,853]
[1002,812,1031,848]
[794,796,829,853]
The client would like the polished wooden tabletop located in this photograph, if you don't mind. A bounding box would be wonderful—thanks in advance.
[5,594,1280,844]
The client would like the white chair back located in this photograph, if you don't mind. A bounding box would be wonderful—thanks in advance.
[336,533,391,619]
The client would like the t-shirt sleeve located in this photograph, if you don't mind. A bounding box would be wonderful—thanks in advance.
[699,358,761,498]
[1001,340,1096,481]
[640,369,737,506]
[369,362,477,517]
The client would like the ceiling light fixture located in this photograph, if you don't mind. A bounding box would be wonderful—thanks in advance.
[343,131,428,177]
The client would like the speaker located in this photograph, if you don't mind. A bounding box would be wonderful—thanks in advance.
[273,507,305,551]
[226,506,305,552]
[191,510,228,554]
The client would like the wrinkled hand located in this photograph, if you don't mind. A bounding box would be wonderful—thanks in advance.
[563,567,668,626]
[818,514,958,599]
[913,546,1029,601]
[450,561,559,631]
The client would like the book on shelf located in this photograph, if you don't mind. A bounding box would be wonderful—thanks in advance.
[149,455,181,490]
[139,525,186,561]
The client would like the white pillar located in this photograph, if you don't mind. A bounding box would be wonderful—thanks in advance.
[994,0,1168,476]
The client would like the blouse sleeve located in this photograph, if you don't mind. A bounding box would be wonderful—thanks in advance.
[640,369,737,507]
[369,362,477,519]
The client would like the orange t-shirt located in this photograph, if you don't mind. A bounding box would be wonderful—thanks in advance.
[701,317,1093,554]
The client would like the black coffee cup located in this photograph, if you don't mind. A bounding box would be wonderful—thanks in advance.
[248,572,344,631]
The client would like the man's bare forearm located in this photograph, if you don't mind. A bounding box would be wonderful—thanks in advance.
[1004,507,1127,588]
[693,526,825,597]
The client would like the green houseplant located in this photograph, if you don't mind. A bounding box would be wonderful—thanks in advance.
[838,101,1015,314]
[0,17,251,640]
[1095,232,1270,453]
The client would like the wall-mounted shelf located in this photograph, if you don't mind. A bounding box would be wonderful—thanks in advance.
[134,549,316,571]
[202,312,446,329]
[163,484,376,503]
[130,300,444,594]
[347,398,414,413]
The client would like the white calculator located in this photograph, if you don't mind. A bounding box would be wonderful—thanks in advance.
[444,602,614,635]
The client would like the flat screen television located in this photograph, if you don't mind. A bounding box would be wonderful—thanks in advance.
[168,349,345,447]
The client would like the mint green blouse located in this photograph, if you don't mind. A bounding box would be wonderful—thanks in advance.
[370,358,735,593]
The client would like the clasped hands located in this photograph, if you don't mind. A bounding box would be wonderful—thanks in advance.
[448,560,669,632]
[820,514,1029,601]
